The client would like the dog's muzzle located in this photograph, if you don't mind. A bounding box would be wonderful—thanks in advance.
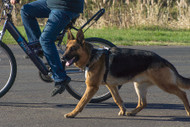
[62,56,79,66]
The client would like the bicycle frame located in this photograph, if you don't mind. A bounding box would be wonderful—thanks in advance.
[0,17,49,75]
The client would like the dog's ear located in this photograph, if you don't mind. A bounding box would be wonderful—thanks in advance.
[76,29,84,45]
[67,29,75,40]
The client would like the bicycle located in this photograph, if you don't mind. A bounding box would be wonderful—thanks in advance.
[0,0,121,103]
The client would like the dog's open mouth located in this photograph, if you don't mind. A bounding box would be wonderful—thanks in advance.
[64,56,79,66]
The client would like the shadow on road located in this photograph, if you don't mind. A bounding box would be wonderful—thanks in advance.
[0,101,185,110]
[75,115,190,122]
[0,101,189,122]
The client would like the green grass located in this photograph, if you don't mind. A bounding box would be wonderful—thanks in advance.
[84,28,190,46]
[1,26,28,44]
[1,26,190,46]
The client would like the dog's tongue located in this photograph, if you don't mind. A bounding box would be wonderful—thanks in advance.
[66,57,75,66]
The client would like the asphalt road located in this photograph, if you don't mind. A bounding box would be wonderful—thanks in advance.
[0,45,190,127]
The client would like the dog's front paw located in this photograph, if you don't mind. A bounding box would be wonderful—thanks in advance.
[64,112,76,118]
[118,110,125,116]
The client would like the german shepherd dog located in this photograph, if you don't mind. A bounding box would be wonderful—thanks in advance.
[62,29,190,118]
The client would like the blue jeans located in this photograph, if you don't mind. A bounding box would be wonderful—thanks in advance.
[21,0,79,82]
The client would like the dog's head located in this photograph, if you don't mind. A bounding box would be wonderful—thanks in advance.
[62,29,92,68]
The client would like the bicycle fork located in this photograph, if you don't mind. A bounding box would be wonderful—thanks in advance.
[4,20,49,76]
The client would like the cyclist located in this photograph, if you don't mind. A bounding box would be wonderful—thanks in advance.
[10,0,84,96]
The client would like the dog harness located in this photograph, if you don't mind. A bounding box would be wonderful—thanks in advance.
[86,48,110,83]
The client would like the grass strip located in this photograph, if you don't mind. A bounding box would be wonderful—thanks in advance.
[1,26,190,46]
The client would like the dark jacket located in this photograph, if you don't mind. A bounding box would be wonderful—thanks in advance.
[46,0,84,13]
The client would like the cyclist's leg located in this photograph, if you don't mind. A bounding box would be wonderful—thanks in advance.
[39,9,79,82]
[20,0,50,43]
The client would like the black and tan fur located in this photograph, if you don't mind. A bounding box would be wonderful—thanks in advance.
[62,29,190,118]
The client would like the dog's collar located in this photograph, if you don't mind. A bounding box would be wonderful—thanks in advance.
[86,48,110,83]
[86,49,98,67]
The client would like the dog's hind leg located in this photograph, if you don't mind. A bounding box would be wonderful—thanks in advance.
[106,85,126,116]
[157,83,190,116]
[64,85,99,118]
[127,82,151,116]
[149,67,190,116]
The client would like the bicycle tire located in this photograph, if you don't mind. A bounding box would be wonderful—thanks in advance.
[0,42,17,98]
[66,37,122,103]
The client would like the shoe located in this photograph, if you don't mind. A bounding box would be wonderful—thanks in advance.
[51,76,71,97]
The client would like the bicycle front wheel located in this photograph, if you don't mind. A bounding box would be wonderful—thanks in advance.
[66,37,121,103]
[0,42,17,98]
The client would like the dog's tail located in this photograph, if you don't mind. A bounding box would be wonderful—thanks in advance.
[164,59,190,89]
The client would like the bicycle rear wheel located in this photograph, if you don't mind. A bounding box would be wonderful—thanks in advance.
[0,42,17,98]
[66,37,121,103]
